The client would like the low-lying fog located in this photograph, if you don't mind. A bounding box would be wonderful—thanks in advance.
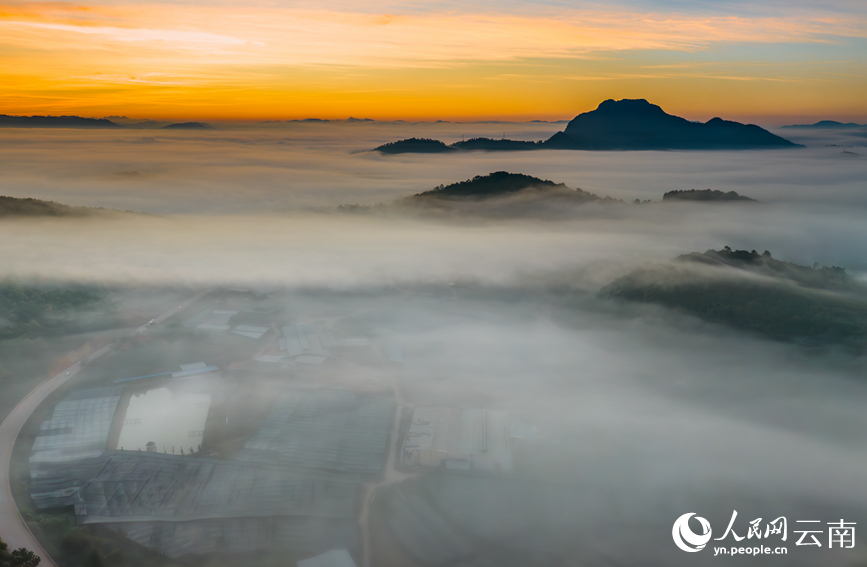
[0,121,865,213]
[2,122,867,565]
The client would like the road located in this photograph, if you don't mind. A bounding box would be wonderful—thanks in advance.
[358,373,415,567]
[0,288,212,566]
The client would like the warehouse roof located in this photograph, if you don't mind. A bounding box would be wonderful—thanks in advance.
[237,388,393,475]
[78,451,357,524]
[30,387,121,464]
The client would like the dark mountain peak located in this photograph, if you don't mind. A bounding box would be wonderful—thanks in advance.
[161,122,212,130]
[554,99,799,150]
[595,98,666,116]
[373,99,801,154]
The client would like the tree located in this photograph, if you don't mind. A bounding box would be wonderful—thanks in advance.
[0,537,40,567]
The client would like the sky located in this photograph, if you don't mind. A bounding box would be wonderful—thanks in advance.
[1,0,866,121]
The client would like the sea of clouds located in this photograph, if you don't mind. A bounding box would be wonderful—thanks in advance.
[2,121,867,565]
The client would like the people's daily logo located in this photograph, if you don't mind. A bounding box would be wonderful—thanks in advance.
[672,511,856,556]
[672,513,712,552]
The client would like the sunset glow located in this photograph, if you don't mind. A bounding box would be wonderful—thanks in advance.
[1,0,866,121]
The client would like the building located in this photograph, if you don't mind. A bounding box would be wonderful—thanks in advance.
[276,324,371,365]
[30,388,122,509]
[297,549,358,567]
[237,388,393,475]
[75,451,358,558]
[402,406,514,472]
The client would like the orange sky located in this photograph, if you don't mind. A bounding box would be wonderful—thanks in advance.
[1,1,866,121]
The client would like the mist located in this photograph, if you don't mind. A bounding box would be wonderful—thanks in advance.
[2,121,867,567]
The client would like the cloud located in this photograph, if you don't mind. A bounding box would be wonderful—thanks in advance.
[0,122,865,285]
[4,20,247,50]
[1,2,864,66]
[3,122,867,565]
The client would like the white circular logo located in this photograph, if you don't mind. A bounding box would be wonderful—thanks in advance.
[672,513,712,552]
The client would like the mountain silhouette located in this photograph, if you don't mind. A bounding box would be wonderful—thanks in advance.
[450,138,539,151]
[547,99,799,149]
[161,122,212,130]
[782,120,866,129]
[0,196,137,217]
[0,115,120,129]
[372,99,799,153]
[662,189,757,202]
[408,171,609,202]
[375,138,454,153]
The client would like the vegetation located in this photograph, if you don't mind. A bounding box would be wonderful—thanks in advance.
[602,248,867,348]
[375,137,542,153]
[0,282,104,338]
[0,537,40,567]
[0,196,137,218]
[408,171,612,202]
[337,171,620,214]
[449,137,539,151]
[414,171,562,198]
[662,189,757,202]
[0,197,91,218]
[374,138,454,154]
[19,513,183,567]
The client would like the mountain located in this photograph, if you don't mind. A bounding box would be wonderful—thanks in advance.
[0,115,120,129]
[161,122,212,130]
[372,99,799,153]
[549,99,799,150]
[662,189,757,202]
[0,196,92,217]
[450,138,539,151]
[407,171,610,202]
[0,196,135,217]
[375,138,454,154]
[782,120,866,129]
[108,117,173,129]
[338,172,619,217]
[601,248,867,348]
[376,137,542,153]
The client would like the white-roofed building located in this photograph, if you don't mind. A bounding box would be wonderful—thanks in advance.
[402,406,514,472]
[297,549,358,567]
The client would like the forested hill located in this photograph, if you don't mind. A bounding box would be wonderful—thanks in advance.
[0,196,132,217]
[662,189,757,202]
[409,171,607,201]
[602,248,866,348]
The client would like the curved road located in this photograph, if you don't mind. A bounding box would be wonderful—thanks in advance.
[0,288,212,566]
